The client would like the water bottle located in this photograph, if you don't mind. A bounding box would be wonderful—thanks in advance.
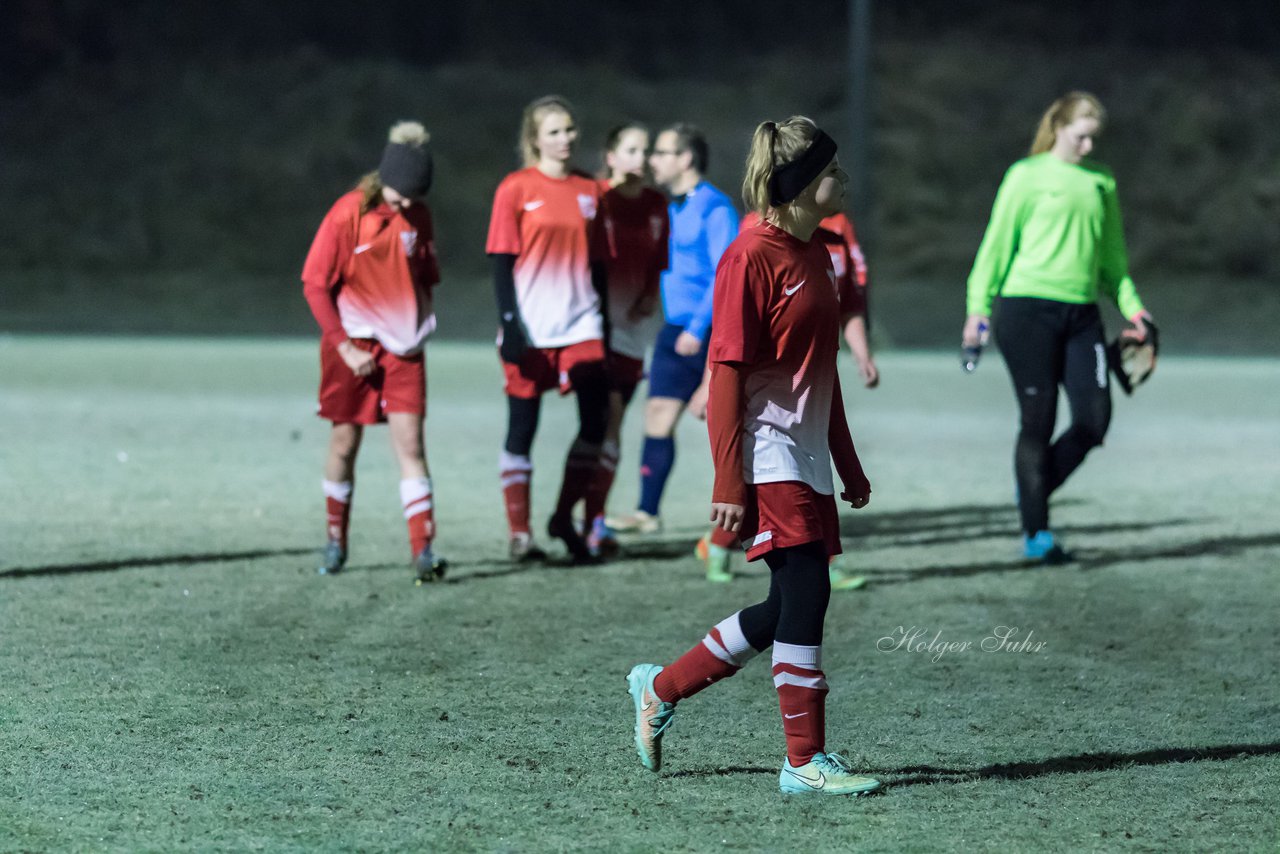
[960,320,989,373]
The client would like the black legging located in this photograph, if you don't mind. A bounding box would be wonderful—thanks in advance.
[502,361,610,456]
[993,296,1112,534]
[736,541,832,649]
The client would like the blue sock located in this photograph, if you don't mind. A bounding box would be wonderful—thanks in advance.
[638,436,676,516]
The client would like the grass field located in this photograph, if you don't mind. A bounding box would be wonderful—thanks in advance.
[3,336,1279,852]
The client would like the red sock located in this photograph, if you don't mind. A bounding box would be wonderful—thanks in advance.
[654,612,760,702]
[710,524,738,550]
[323,480,353,548]
[582,440,619,526]
[554,439,599,520]
[400,477,434,556]
[773,642,828,766]
[500,452,532,535]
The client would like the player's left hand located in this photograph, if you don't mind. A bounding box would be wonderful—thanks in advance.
[857,357,880,388]
[1123,310,1154,343]
[840,477,871,510]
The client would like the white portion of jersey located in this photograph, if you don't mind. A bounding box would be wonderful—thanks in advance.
[740,363,835,495]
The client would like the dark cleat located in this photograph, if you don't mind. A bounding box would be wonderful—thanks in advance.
[548,514,599,564]
[414,548,448,585]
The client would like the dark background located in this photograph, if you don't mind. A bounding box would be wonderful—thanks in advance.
[3,0,1278,349]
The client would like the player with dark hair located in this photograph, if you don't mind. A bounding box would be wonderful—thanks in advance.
[608,123,739,555]
[964,91,1154,564]
[627,116,880,797]
[302,120,446,583]
[581,122,669,556]
[488,95,611,563]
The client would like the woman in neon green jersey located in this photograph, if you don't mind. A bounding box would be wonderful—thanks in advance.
[963,91,1155,564]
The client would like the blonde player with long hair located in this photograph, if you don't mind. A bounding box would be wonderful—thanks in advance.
[626,116,880,797]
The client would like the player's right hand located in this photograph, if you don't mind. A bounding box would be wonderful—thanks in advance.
[710,502,745,533]
[337,340,376,378]
[499,318,529,364]
[962,314,990,349]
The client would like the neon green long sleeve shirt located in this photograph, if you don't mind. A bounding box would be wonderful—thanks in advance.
[966,153,1145,319]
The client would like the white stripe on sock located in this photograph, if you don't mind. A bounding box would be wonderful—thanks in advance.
[399,477,432,506]
[323,480,353,503]
[708,612,759,667]
[773,641,822,670]
[403,499,433,518]
[773,671,829,691]
[499,451,533,473]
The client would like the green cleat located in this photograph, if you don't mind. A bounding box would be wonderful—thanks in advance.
[626,663,676,772]
[696,535,733,583]
[779,752,881,796]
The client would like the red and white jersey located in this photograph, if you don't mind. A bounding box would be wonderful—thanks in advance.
[302,189,441,356]
[710,221,843,494]
[600,183,669,359]
[486,167,607,348]
[740,211,865,318]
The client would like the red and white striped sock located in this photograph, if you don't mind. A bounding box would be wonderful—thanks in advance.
[582,439,620,528]
[773,642,828,766]
[653,611,760,703]
[400,476,434,557]
[323,479,353,549]
[500,451,533,536]
[553,438,600,520]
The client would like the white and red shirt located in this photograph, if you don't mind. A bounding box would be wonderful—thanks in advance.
[710,221,843,494]
[302,189,440,356]
[599,183,669,359]
[486,167,607,348]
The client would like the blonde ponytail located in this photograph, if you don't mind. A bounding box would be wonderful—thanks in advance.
[741,116,821,219]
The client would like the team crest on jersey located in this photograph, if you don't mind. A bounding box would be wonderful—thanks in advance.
[650,215,664,242]
[400,230,419,256]
[577,194,597,220]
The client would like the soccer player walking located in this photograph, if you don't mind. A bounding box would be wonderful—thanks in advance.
[627,117,881,797]
[302,121,446,583]
[581,123,670,557]
[607,124,739,538]
[964,92,1155,564]
[487,96,611,563]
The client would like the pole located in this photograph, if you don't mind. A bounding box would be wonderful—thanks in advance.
[847,0,874,253]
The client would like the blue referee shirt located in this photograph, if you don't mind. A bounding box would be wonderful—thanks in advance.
[660,181,739,342]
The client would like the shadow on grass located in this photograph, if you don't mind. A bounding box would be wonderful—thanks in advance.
[882,741,1280,787]
[871,517,1198,549]
[0,548,315,579]
[861,530,1280,586]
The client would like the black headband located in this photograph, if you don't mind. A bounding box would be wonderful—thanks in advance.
[378,141,433,199]
[768,129,838,206]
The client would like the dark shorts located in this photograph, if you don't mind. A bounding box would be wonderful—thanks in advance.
[318,338,425,425]
[501,339,607,399]
[647,322,708,402]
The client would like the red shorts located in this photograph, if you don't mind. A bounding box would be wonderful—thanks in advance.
[502,339,606,399]
[741,481,842,561]
[317,338,425,425]
[607,351,645,396]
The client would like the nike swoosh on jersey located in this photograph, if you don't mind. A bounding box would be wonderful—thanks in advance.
[783,712,808,719]
[523,200,545,211]
[354,243,373,254]
[783,280,806,296]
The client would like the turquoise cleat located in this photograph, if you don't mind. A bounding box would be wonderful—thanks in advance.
[1023,530,1071,565]
[626,663,676,772]
[779,752,881,796]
